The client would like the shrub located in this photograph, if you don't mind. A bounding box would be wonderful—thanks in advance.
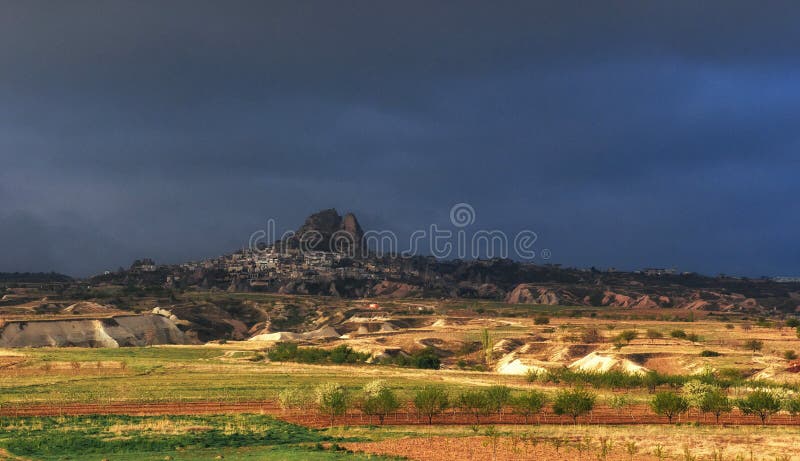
[413,385,449,424]
[510,390,547,423]
[717,367,746,383]
[699,350,721,357]
[670,329,687,339]
[743,339,763,353]
[580,327,603,343]
[650,391,688,423]
[784,396,800,418]
[646,329,664,340]
[386,347,441,369]
[524,368,544,383]
[267,342,371,364]
[616,330,638,343]
[756,317,772,328]
[783,350,798,361]
[534,316,550,325]
[329,344,370,364]
[552,387,596,424]
[786,318,800,329]
[411,347,441,369]
[607,394,630,414]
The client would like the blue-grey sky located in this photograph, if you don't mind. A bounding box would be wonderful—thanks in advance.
[1,1,799,277]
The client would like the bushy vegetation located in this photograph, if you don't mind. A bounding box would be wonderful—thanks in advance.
[533,316,550,325]
[360,380,401,425]
[413,385,449,424]
[0,414,326,458]
[268,342,440,370]
[530,366,795,393]
[737,389,782,425]
[511,390,547,423]
[315,382,349,426]
[268,342,371,364]
[699,349,721,357]
[743,339,764,353]
[650,391,688,423]
[552,387,596,423]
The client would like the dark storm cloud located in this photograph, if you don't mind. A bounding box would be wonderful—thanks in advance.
[1,1,799,276]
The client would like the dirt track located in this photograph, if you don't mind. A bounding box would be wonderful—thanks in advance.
[2,402,798,427]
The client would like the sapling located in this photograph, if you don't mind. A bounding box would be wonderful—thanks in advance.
[653,444,666,461]
[624,440,638,461]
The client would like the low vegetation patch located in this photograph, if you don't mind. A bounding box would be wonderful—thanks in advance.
[0,414,327,459]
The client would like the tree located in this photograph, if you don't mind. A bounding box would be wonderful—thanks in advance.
[458,390,492,424]
[510,390,547,423]
[480,328,493,365]
[643,371,661,394]
[361,384,400,425]
[484,385,512,415]
[650,391,688,423]
[278,387,311,413]
[607,394,631,418]
[552,387,596,424]
[699,388,732,424]
[616,330,637,344]
[743,339,763,353]
[784,396,800,420]
[646,329,664,341]
[682,380,716,409]
[738,389,782,425]
[315,382,348,427]
[413,385,449,424]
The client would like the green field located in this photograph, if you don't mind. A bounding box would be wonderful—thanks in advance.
[0,414,397,461]
[0,345,535,407]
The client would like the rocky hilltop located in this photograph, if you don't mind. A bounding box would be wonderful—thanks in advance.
[284,208,365,255]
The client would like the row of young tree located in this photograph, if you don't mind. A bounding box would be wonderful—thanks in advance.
[650,381,800,425]
[280,380,800,427]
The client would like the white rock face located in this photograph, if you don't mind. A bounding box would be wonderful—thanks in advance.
[0,315,187,348]
[248,326,340,342]
[568,351,648,375]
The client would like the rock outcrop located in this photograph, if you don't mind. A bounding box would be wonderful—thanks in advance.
[285,208,365,255]
[0,315,189,348]
[370,281,422,298]
[505,284,569,305]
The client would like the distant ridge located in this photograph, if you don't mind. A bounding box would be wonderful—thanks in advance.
[0,272,73,283]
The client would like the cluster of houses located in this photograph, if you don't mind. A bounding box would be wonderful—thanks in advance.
[175,248,419,286]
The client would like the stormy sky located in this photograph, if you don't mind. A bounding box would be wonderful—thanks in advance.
[1,1,799,277]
